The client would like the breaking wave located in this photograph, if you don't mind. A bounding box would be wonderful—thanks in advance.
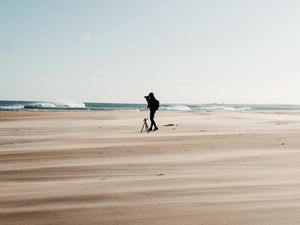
[161,105,192,111]
[161,104,251,111]
[0,104,24,110]
[0,99,85,111]
[198,105,252,111]
[24,99,86,109]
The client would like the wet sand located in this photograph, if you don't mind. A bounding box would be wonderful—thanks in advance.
[1,110,300,225]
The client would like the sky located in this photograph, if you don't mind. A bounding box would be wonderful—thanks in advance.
[1,0,300,104]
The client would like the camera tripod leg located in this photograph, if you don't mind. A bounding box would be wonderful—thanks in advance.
[140,123,145,133]
[145,122,149,133]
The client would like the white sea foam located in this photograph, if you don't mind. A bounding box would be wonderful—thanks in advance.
[23,99,86,109]
[200,106,252,111]
[0,105,24,110]
[237,107,252,111]
[161,105,192,111]
[52,99,86,108]
[28,102,57,108]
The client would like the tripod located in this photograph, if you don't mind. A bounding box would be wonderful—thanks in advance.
[140,118,149,133]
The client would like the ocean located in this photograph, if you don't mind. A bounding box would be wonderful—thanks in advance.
[1,99,300,112]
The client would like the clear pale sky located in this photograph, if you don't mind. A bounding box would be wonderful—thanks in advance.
[1,0,300,104]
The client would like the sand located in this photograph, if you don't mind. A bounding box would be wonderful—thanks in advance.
[1,110,300,225]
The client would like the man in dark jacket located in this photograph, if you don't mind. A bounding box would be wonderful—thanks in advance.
[145,92,159,131]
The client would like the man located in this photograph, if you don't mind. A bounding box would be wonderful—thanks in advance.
[145,92,159,131]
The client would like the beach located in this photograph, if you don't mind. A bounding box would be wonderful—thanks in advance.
[1,110,300,225]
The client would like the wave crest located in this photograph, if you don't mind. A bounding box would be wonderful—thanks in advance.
[201,106,251,111]
[0,104,24,110]
[52,99,86,108]
[24,99,86,109]
[161,105,192,111]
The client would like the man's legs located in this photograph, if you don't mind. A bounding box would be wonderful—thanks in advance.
[149,110,158,131]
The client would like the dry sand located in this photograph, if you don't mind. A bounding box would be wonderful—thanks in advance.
[1,110,300,225]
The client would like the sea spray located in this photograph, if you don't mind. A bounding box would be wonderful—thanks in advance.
[160,105,192,111]
[52,99,86,108]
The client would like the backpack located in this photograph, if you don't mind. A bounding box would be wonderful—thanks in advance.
[154,100,160,110]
